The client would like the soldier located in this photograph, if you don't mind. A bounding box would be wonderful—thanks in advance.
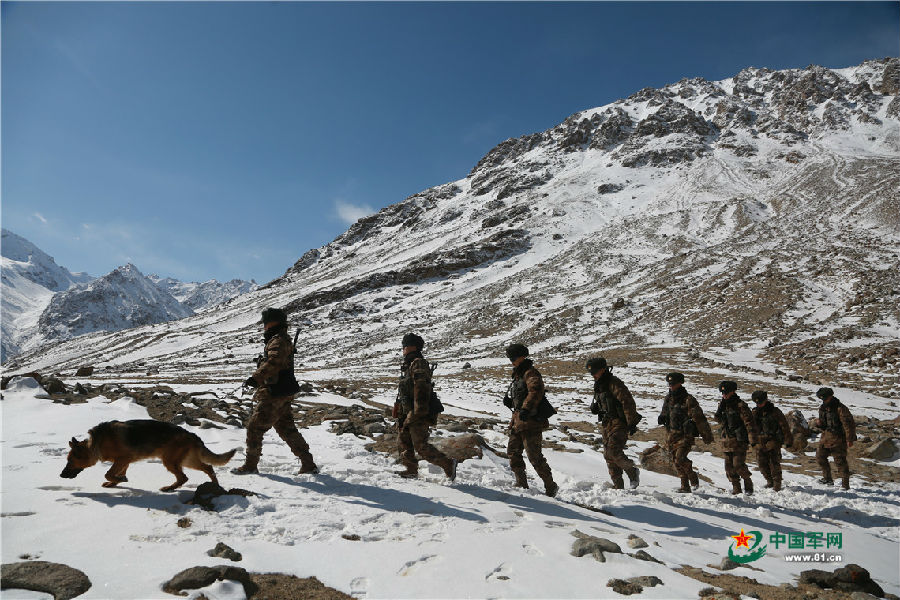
[232,308,318,475]
[503,343,558,497]
[585,357,640,489]
[750,390,793,491]
[813,387,856,490]
[657,373,712,493]
[393,333,457,482]
[714,381,759,494]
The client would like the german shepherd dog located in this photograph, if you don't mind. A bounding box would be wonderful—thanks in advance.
[60,420,237,491]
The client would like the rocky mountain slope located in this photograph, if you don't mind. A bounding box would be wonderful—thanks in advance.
[149,275,258,312]
[1,230,256,362]
[1,229,93,361]
[8,59,899,404]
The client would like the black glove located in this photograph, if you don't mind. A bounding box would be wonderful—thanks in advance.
[503,395,513,409]
[657,415,666,425]
[629,424,638,435]
[589,400,599,415]
[244,376,258,388]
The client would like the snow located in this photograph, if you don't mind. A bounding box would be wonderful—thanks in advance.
[3,380,899,599]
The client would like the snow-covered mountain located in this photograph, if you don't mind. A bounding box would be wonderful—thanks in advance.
[1,229,93,361]
[9,59,899,404]
[149,275,258,312]
[35,263,195,345]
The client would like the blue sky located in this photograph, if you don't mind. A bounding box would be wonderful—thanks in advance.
[3,2,898,283]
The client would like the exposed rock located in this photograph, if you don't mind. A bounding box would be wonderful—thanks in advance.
[627,534,649,549]
[607,578,643,595]
[185,482,255,511]
[207,542,242,562]
[570,531,622,562]
[631,550,664,564]
[864,438,898,461]
[1,561,92,600]
[799,564,885,597]
[75,366,94,377]
[162,565,255,596]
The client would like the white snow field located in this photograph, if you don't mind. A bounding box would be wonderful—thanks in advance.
[2,376,898,599]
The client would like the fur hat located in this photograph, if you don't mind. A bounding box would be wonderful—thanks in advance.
[666,372,685,384]
[585,357,608,375]
[401,333,424,350]
[505,343,529,361]
[261,307,287,324]
[751,390,768,403]
[719,380,738,394]
[816,387,834,400]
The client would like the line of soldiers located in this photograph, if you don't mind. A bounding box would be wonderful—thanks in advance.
[231,309,858,496]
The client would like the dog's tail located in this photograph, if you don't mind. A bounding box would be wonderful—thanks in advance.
[201,446,238,466]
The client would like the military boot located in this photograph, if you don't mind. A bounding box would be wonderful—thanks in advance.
[731,480,742,495]
[841,476,850,490]
[764,479,774,489]
[513,471,529,489]
[395,467,418,479]
[231,463,259,475]
[676,477,691,493]
[743,478,753,494]
[627,468,640,490]
[773,478,782,492]
[819,476,834,485]
[688,470,699,488]
[611,475,625,490]
[544,481,559,497]
[443,459,458,482]
[297,461,319,475]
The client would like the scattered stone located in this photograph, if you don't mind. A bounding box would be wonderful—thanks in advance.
[627,534,648,549]
[462,362,472,369]
[864,438,898,461]
[74,366,94,377]
[73,383,89,395]
[607,578,642,595]
[42,377,67,394]
[341,533,361,541]
[716,558,741,571]
[185,482,254,511]
[628,575,662,588]
[630,550,664,564]
[177,517,192,528]
[162,565,255,596]
[1,561,92,600]
[207,542,242,562]
[570,531,622,563]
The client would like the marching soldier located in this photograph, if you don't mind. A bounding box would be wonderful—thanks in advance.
[813,387,856,490]
[503,343,558,497]
[750,390,793,491]
[585,357,640,489]
[232,308,318,475]
[714,381,759,494]
[658,373,713,493]
[393,333,457,481]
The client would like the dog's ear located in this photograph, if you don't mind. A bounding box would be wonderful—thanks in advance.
[69,437,78,448]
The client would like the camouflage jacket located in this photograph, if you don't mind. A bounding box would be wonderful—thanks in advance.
[593,373,639,431]
[253,327,294,390]
[752,402,794,448]
[397,351,433,421]
[817,398,856,448]
[715,395,759,449]
[508,359,547,432]
[660,387,713,443]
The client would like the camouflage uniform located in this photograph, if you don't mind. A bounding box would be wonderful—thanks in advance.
[395,350,454,477]
[752,401,793,490]
[658,386,712,491]
[815,396,856,489]
[507,359,556,495]
[715,394,759,494]
[592,372,639,488]
[242,324,316,472]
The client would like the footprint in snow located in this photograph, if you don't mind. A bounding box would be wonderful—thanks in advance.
[522,543,543,556]
[350,577,369,598]
[397,554,440,576]
[486,563,512,582]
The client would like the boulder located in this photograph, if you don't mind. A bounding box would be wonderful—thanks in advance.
[162,565,255,597]
[75,366,94,377]
[627,534,648,549]
[571,531,622,563]
[1,561,92,600]
[607,579,642,595]
[43,377,67,394]
[207,542,242,562]
[864,439,898,461]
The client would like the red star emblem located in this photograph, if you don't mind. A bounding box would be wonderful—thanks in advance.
[731,529,753,549]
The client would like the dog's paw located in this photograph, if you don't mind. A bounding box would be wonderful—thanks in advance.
[101,481,119,488]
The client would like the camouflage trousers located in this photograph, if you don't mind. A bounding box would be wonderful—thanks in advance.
[398,419,452,473]
[816,443,849,480]
[244,389,314,469]
[667,433,696,480]
[756,439,783,484]
[603,426,636,485]
[724,442,752,482]
[508,427,554,487]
